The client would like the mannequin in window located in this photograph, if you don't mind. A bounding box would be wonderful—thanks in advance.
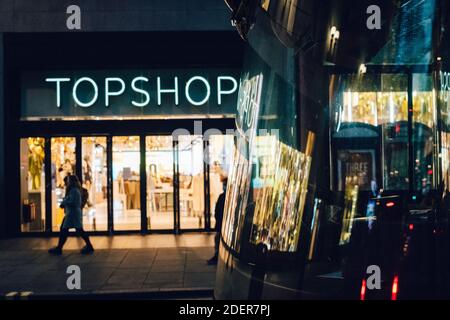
[28,138,45,190]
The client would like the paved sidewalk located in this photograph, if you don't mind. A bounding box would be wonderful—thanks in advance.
[0,234,217,297]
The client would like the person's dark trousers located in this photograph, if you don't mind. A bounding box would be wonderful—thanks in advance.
[57,227,93,249]
[214,232,220,257]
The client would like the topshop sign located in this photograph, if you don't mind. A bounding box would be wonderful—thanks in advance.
[21,69,240,120]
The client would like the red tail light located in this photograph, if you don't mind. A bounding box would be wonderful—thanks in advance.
[391,276,399,300]
[408,224,414,231]
[360,279,366,300]
[386,201,395,207]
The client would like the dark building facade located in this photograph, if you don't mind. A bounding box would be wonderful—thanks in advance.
[215,0,450,300]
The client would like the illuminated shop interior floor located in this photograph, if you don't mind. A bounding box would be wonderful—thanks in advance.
[53,201,207,231]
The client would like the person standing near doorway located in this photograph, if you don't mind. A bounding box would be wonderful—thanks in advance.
[207,177,227,265]
[49,175,94,255]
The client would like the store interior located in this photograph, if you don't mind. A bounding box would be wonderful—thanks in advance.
[19,134,233,233]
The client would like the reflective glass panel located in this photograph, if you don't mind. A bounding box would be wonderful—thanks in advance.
[178,135,205,229]
[81,137,108,231]
[112,136,141,231]
[20,137,46,232]
[51,137,76,231]
[146,136,174,230]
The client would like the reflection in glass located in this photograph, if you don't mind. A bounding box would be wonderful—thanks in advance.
[222,137,251,252]
[412,74,436,193]
[331,74,409,191]
[379,74,409,191]
[20,138,46,232]
[339,75,408,127]
[51,137,76,231]
[441,133,450,192]
[208,135,234,228]
[178,135,205,229]
[146,136,174,230]
[250,134,313,252]
[440,71,450,193]
[82,137,108,231]
[382,126,409,191]
[113,136,141,231]
[339,184,358,245]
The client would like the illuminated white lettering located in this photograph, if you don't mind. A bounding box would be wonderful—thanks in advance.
[185,76,210,106]
[157,76,179,106]
[217,76,238,105]
[72,77,98,107]
[105,77,125,107]
[131,76,150,107]
[45,78,71,107]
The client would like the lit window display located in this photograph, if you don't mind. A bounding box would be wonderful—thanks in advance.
[208,135,234,228]
[82,137,108,231]
[441,133,450,191]
[412,73,437,193]
[18,131,232,233]
[339,184,359,245]
[439,71,450,193]
[250,134,313,251]
[20,137,46,232]
[331,73,437,193]
[222,137,252,252]
[146,136,174,230]
[112,136,141,231]
[51,137,76,231]
[329,71,438,254]
[337,74,408,127]
[222,72,263,253]
[178,135,205,229]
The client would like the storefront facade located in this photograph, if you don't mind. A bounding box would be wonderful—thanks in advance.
[0,1,244,236]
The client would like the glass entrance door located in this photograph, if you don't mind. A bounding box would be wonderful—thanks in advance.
[19,133,226,233]
[207,135,234,228]
[177,135,205,229]
[112,136,141,231]
[81,137,108,231]
[20,137,46,232]
[146,136,175,230]
[51,137,76,231]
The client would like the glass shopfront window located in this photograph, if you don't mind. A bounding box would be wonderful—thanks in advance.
[338,74,408,127]
[412,73,436,193]
[250,134,312,251]
[440,71,450,193]
[332,74,409,192]
[380,74,409,191]
[208,134,234,228]
[18,132,233,234]
[178,135,205,230]
[81,137,108,231]
[330,72,438,194]
[222,134,252,252]
[146,136,174,230]
[20,137,46,232]
[329,71,437,249]
[112,136,141,231]
[51,137,76,231]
